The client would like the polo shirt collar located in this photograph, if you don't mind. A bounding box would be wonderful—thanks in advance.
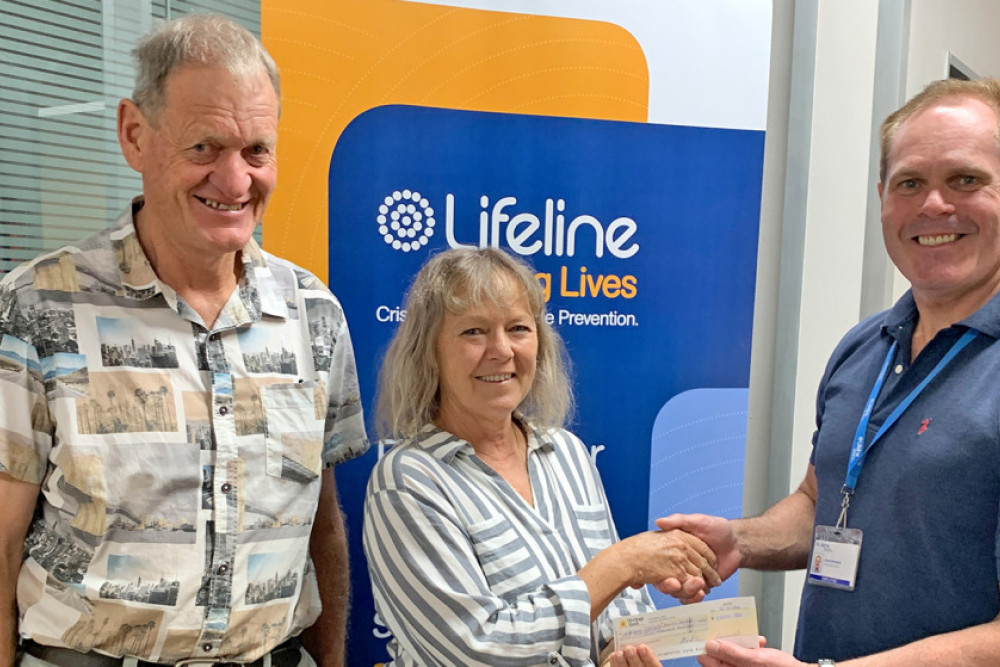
[882,287,1000,341]
[881,290,918,341]
[961,289,1000,339]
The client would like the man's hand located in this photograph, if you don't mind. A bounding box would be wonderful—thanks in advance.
[654,514,742,602]
[602,643,661,667]
[655,575,713,604]
[1,473,42,667]
[302,469,349,667]
[697,638,802,667]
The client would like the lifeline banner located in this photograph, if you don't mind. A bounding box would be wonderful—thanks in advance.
[262,2,771,664]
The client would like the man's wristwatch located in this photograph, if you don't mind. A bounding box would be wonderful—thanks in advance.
[818,661,836,667]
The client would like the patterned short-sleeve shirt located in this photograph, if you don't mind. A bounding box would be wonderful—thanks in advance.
[0,200,368,662]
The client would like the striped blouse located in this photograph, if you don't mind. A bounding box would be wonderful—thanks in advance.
[363,422,654,666]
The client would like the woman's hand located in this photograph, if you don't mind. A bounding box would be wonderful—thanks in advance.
[580,529,721,621]
[618,529,722,591]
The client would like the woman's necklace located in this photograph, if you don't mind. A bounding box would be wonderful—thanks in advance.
[512,421,528,472]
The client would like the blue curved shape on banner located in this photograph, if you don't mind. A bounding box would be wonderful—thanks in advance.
[647,387,748,604]
[646,387,748,665]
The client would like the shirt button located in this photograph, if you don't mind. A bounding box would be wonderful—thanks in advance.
[894,364,903,374]
[218,563,229,575]
[202,643,212,652]
[220,482,232,494]
[219,406,229,415]
[209,333,220,342]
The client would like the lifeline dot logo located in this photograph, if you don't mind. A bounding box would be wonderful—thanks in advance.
[378,190,435,252]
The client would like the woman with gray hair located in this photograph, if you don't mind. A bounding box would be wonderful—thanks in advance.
[363,247,720,666]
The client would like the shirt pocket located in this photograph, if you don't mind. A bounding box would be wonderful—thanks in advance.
[467,514,544,600]
[571,503,613,559]
[261,381,325,483]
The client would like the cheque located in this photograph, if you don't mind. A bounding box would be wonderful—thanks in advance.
[613,596,759,661]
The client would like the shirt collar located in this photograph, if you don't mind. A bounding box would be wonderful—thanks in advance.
[113,198,288,321]
[961,288,1000,338]
[110,199,159,295]
[882,288,1000,341]
[881,290,918,343]
[241,239,290,319]
[414,419,556,464]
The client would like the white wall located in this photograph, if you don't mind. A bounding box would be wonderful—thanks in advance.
[770,0,881,648]
[404,0,772,130]
[889,0,1000,298]
[765,0,1000,651]
[906,0,1000,88]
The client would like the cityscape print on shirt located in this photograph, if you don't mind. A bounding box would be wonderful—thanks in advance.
[0,206,369,662]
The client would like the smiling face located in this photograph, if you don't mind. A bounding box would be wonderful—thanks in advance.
[434,290,538,435]
[879,97,1000,311]
[118,64,278,267]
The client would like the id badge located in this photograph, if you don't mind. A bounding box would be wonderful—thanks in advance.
[806,524,862,591]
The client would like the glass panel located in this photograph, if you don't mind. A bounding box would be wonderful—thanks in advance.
[0,0,263,278]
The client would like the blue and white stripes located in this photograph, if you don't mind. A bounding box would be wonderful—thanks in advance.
[363,423,653,666]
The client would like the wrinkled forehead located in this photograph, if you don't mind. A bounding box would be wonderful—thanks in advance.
[159,66,279,135]
[164,65,276,106]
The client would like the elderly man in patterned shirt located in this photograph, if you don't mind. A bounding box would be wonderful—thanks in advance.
[0,13,368,667]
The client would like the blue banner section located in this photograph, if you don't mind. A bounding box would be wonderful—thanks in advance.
[648,387,749,603]
[328,105,763,664]
[646,388,749,666]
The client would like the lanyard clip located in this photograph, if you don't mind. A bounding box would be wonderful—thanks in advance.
[836,487,853,530]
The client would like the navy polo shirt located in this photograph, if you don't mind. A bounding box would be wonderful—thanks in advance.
[794,290,1000,661]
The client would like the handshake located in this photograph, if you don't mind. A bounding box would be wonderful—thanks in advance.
[616,513,742,604]
[595,513,779,667]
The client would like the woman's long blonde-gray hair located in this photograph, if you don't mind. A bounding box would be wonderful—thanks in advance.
[376,247,572,439]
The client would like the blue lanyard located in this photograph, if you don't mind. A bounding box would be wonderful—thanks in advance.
[844,328,979,494]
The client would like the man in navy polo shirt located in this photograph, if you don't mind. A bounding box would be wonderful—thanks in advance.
[657,77,1000,666]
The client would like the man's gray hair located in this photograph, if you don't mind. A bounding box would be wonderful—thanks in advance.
[376,247,573,439]
[131,13,280,123]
